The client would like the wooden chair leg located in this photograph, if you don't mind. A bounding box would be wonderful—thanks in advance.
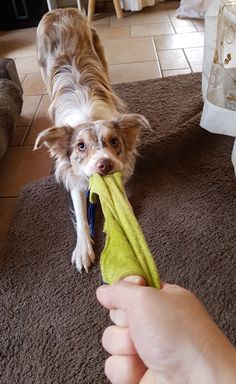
[113,0,123,19]
[87,0,96,22]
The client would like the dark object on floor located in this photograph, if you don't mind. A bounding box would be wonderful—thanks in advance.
[0,58,23,92]
[0,0,48,30]
[0,58,23,158]
[1,73,235,384]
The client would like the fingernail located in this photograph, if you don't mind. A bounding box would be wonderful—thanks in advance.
[123,275,146,285]
[97,285,109,295]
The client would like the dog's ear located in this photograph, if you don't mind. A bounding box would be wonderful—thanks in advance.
[34,126,73,156]
[115,113,150,152]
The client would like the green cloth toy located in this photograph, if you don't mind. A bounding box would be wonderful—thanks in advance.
[89,172,160,288]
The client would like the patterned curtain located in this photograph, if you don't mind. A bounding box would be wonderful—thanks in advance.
[201,0,236,173]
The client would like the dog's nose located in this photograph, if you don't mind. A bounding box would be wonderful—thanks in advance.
[96,159,114,175]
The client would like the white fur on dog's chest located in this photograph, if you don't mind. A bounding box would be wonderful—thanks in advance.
[64,111,88,127]
[55,101,118,128]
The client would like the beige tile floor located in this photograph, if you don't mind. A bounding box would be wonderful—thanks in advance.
[0,1,204,244]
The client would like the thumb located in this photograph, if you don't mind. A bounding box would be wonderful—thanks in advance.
[96,277,150,311]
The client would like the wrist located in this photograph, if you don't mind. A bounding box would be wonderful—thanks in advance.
[190,321,236,384]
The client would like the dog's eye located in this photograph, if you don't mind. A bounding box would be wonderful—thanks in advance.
[110,137,119,147]
[78,142,86,151]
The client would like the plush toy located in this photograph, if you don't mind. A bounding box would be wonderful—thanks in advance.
[89,172,160,288]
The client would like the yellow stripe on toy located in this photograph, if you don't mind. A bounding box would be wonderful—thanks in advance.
[89,172,160,288]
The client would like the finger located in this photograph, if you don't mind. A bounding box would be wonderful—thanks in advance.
[105,355,147,384]
[102,325,136,355]
[96,279,154,311]
[110,308,128,327]
[109,276,145,325]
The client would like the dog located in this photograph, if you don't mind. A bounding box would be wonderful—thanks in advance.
[34,8,150,272]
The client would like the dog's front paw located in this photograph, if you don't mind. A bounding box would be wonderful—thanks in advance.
[71,238,95,272]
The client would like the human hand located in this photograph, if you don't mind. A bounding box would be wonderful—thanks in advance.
[96,276,236,384]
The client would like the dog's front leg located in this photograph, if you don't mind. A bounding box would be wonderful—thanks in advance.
[70,187,95,272]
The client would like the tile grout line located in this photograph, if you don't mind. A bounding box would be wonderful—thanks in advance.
[182,48,193,73]
[168,15,178,34]
[109,59,160,66]
[192,19,205,32]
[9,144,36,148]
[22,94,44,146]
[0,196,16,199]
[151,36,163,78]
[168,14,201,34]
[129,20,177,38]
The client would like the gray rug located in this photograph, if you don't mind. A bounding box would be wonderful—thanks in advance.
[1,73,235,384]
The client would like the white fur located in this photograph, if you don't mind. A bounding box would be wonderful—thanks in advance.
[70,187,95,272]
[48,63,118,126]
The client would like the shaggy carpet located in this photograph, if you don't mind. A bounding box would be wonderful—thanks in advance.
[1,73,235,383]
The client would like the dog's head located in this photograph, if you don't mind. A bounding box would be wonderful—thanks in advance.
[34,114,150,180]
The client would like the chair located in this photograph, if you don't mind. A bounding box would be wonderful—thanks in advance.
[46,0,123,21]
[87,0,123,21]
